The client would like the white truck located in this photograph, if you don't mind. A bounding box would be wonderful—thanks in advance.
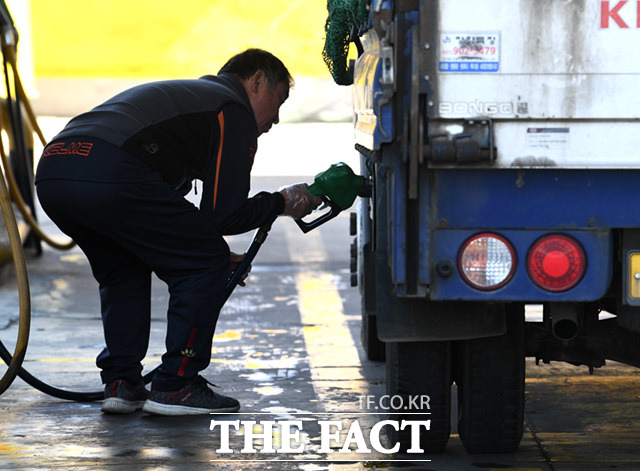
[343,0,640,453]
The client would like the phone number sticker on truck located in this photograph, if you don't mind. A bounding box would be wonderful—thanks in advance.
[439,32,500,73]
[525,127,571,158]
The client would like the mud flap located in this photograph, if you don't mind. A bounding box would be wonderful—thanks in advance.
[361,240,385,361]
[361,307,385,361]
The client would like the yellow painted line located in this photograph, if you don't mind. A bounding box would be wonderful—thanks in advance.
[214,330,242,341]
[59,254,86,263]
[526,376,640,385]
[285,224,370,407]
[26,358,96,363]
[298,273,362,369]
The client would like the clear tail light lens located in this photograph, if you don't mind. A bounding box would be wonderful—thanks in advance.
[527,234,586,292]
[458,233,516,290]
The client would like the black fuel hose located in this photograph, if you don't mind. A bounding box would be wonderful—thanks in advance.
[0,218,276,402]
[0,341,158,402]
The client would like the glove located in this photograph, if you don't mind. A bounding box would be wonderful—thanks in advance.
[279,183,323,219]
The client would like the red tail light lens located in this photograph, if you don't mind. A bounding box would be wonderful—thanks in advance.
[458,233,516,290]
[527,234,586,292]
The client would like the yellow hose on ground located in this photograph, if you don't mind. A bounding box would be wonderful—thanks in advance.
[0,150,30,396]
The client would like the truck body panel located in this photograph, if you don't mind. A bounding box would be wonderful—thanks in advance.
[355,0,640,167]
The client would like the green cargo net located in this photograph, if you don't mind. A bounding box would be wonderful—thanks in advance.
[323,0,369,85]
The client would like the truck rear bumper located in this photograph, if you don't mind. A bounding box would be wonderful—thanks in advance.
[425,168,638,301]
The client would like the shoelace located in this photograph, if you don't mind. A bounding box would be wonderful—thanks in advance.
[194,376,220,394]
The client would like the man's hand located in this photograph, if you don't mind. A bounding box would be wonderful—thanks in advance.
[279,183,323,219]
[229,252,251,287]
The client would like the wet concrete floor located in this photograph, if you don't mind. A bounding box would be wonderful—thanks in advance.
[1,174,639,470]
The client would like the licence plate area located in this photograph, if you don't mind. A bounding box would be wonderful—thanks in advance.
[627,252,640,304]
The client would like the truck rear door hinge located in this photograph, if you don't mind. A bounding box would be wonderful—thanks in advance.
[425,119,497,164]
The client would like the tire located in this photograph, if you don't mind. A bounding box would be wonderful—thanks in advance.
[386,340,452,453]
[455,304,525,453]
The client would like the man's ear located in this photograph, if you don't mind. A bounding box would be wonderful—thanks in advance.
[249,70,266,93]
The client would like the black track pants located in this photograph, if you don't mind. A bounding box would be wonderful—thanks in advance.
[36,177,230,391]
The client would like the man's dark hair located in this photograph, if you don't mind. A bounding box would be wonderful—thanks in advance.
[219,48,294,90]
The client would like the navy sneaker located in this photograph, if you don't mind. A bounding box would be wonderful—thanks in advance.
[101,379,149,414]
[142,376,240,416]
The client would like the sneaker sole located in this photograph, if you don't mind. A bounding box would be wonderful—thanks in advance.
[141,399,240,416]
[101,397,146,414]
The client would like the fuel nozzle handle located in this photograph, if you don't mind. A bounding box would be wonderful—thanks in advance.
[294,196,342,233]
[294,162,369,233]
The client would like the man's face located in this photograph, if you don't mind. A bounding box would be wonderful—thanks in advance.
[247,71,289,136]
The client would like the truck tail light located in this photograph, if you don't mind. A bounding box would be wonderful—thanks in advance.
[527,234,586,292]
[458,233,516,290]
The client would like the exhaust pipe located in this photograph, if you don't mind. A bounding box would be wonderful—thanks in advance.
[550,304,579,341]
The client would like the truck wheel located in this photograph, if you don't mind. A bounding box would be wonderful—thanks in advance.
[386,340,451,453]
[455,304,525,453]
[361,303,385,361]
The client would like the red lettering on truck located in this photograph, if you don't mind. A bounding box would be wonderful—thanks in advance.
[601,0,631,28]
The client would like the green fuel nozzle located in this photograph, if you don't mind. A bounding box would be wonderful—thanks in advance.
[307,162,369,209]
[295,162,371,233]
